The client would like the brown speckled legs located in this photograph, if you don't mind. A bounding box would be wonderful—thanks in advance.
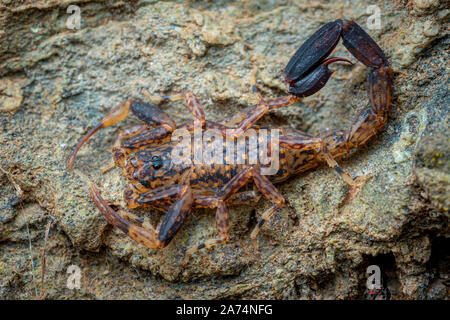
[90,184,194,249]
[188,166,284,254]
[187,200,230,254]
[67,100,177,168]
[146,91,206,124]
[225,74,301,137]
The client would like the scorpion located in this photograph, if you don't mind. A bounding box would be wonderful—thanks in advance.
[67,20,393,254]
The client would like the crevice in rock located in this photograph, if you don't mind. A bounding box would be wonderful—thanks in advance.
[358,253,400,299]
[246,209,257,236]
[425,237,449,299]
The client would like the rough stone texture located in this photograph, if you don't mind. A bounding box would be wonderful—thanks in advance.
[0,0,448,299]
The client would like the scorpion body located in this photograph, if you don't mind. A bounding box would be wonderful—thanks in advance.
[67,20,393,253]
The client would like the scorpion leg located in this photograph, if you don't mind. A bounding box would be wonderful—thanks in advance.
[147,91,206,124]
[145,91,260,143]
[213,166,284,227]
[220,66,302,137]
[225,96,302,137]
[67,100,177,169]
[89,185,163,249]
[278,130,357,185]
[248,169,285,238]
[118,209,155,231]
[188,166,284,253]
[91,184,194,249]
[186,199,230,254]
[228,189,262,205]
[156,74,300,140]
[130,184,194,247]
[216,167,285,239]
[319,129,357,186]
[185,190,261,254]
[322,151,356,186]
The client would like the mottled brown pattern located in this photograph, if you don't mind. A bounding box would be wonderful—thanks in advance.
[68,20,393,253]
[184,91,205,122]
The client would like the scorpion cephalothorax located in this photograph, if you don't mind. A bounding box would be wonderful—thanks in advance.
[67,20,393,254]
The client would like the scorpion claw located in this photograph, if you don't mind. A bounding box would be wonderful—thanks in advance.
[284,18,389,100]
[323,56,353,67]
[284,20,342,83]
[284,20,356,99]
[287,56,352,98]
[339,19,389,68]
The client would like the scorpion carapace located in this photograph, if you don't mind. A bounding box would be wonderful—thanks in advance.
[67,20,393,254]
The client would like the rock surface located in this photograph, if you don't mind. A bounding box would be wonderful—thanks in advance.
[0,0,448,299]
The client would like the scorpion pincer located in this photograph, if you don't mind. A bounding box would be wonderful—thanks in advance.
[67,20,393,254]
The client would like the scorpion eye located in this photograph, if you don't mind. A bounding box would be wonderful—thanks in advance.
[151,155,163,170]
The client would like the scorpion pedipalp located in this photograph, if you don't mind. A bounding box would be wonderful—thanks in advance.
[281,19,393,187]
[288,57,353,97]
[339,19,389,69]
[284,21,342,83]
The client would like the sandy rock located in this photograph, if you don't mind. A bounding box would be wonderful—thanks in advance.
[0,0,448,299]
